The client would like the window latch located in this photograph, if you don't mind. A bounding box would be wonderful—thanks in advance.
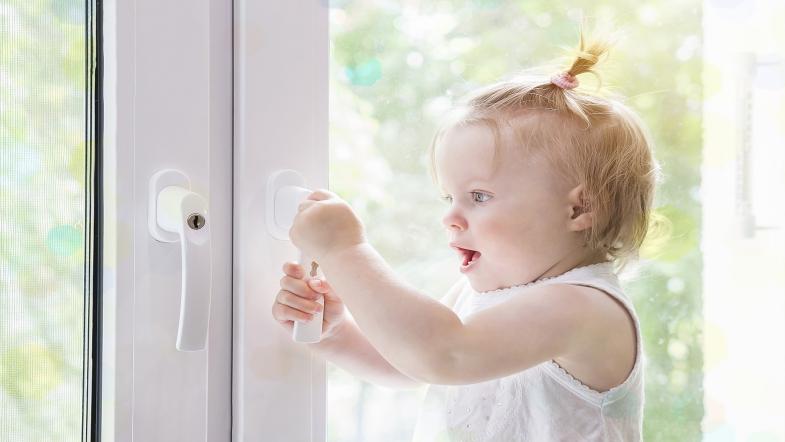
[149,169,212,351]
[266,169,325,343]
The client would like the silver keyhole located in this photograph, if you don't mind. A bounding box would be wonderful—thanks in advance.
[187,213,205,230]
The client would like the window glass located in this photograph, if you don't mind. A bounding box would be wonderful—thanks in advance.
[701,1,785,441]
[0,1,97,441]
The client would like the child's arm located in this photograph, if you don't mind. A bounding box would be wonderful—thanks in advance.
[307,315,426,390]
[318,243,466,384]
[319,243,597,386]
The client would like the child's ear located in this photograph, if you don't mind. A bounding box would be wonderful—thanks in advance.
[567,184,593,232]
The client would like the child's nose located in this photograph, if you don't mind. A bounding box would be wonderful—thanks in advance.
[442,210,467,231]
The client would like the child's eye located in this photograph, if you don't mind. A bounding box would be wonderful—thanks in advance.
[472,192,491,203]
[440,192,491,204]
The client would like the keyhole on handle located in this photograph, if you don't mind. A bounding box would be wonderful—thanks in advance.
[187,213,206,230]
[310,261,319,277]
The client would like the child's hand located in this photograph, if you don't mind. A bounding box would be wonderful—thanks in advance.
[290,189,367,262]
[272,261,347,340]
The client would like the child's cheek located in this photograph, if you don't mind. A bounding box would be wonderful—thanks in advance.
[492,208,540,254]
[476,211,515,252]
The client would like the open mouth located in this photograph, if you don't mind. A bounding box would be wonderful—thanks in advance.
[456,247,481,270]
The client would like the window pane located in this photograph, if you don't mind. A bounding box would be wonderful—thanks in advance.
[702,2,785,441]
[328,2,702,441]
[0,0,98,441]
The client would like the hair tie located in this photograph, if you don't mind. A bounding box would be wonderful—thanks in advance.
[550,71,579,90]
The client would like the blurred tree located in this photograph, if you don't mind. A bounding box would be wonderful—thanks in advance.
[1,0,89,441]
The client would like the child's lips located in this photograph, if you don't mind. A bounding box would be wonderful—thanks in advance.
[460,250,481,272]
[449,243,470,256]
[449,243,481,267]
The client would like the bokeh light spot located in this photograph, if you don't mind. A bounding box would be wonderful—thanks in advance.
[9,146,42,180]
[640,205,697,262]
[0,343,63,400]
[46,225,83,257]
[345,58,382,86]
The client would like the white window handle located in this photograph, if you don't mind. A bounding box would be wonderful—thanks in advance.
[266,169,324,343]
[149,169,212,351]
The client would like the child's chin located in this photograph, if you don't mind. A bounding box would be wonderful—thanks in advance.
[467,278,495,293]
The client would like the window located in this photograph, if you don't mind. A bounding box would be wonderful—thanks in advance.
[1,0,100,441]
[5,1,782,441]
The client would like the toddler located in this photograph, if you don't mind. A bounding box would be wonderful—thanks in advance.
[272,28,660,442]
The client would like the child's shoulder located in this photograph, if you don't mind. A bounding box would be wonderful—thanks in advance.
[551,283,638,393]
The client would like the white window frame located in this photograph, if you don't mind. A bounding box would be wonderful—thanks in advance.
[102,0,233,440]
[232,1,329,441]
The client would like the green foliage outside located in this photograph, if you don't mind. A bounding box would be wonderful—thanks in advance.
[1,0,88,441]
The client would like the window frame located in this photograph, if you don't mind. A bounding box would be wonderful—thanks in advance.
[102,0,233,440]
[232,1,329,441]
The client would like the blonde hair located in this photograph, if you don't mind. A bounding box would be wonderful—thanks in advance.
[427,27,664,270]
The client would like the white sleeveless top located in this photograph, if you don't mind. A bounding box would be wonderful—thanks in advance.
[412,262,645,442]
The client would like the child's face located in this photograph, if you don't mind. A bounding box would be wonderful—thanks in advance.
[435,123,583,292]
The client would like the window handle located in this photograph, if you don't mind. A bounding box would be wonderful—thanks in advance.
[149,169,212,351]
[266,169,324,343]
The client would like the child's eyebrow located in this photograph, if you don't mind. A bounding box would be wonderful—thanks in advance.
[440,178,492,193]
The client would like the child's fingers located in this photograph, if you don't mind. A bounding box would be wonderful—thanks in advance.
[277,290,324,314]
[273,302,316,323]
[307,279,341,302]
[277,319,294,334]
[273,283,324,315]
[307,278,327,290]
[280,275,322,300]
[308,278,336,299]
[282,261,304,279]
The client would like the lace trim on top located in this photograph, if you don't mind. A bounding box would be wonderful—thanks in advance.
[475,261,615,296]
[544,338,641,407]
[543,360,612,407]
